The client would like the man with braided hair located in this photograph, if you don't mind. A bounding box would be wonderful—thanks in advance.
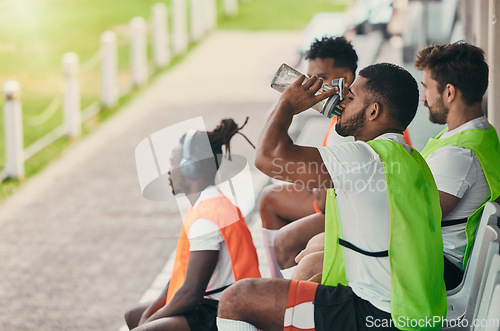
[125,118,261,331]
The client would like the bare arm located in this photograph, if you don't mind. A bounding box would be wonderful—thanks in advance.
[138,285,170,325]
[274,212,325,268]
[144,250,219,323]
[255,75,337,189]
[438,190,461,218]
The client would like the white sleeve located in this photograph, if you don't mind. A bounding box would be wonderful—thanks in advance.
[425,146,476,198]
[188,218,223,251]
[317,141,380,189]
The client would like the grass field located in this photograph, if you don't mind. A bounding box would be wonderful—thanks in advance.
[218,0,352,30]
[0,0,352,198]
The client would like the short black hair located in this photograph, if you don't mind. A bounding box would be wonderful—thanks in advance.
[415,42,488,105]
[359,63,419,129]
[305,36,358,76]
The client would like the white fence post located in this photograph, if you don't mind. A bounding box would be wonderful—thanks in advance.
[190,0,203,41]
[101,31,118,108]
[3,80,24,179]
[152,3,170,68]
[130,17,148,87]
[206,0,217,31]
[224,0,238,17]
[62,52,81,138]
[173,0,188,55]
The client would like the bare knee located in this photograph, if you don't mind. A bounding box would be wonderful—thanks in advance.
[219,278,291,330]
[124,303,149,329]
[132,316,189,331]
[258,185,283,229]
[219,279,257,320]
[124,309,135,329]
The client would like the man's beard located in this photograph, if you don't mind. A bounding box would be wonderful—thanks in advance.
[427,96,448,125]
[335,107,366,137]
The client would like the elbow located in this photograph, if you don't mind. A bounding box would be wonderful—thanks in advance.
[255,150,275,177]
[255,145,288,179]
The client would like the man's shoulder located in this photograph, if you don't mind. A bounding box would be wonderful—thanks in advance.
[426,145,474,164]
[320,140,379,161]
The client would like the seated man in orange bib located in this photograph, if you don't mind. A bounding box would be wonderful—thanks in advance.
[125,119,261,331]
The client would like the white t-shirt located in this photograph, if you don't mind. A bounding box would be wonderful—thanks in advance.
[425,116,491,268]
[187,186,234,300]
[318,133,410,313]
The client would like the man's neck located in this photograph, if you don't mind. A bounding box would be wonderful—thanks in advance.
[446,103,484,131]
[186,182,212,206]
[187,191,202,206]
[355,128,403,142]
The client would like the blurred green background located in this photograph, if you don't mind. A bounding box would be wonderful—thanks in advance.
[0,0,352,198]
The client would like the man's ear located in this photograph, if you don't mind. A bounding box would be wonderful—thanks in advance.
[444,83,456,103]
[367,102,380,121]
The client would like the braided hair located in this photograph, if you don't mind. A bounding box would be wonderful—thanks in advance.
[206,117,254,162]
[180,117,254,181]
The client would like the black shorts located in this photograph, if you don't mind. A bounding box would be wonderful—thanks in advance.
[184,298,218,331]
[444,255,464,290]
[314,283,399,331]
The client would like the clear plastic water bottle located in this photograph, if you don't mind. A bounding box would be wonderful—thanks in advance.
[270,63,344,117]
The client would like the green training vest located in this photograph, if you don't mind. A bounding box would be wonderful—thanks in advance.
[421,124,500,269]
[322,139,447,330]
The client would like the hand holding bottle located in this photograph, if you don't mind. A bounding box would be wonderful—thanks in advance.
[271,63,344,117]
[277,74,338,116]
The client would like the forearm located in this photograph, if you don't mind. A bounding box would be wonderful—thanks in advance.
[146,287,201,322]
[139,286,169,324]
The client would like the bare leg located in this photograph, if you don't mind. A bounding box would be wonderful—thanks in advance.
[125,302,151,330]
[259,183,315,277]
[218,278,291,331]
[259,183,315,230]
[274,213,325,269]
[132,316,190,331]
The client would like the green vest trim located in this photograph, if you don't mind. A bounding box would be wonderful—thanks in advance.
[421,124,500,268]
[322,189,347,287]
[322,139,447,330]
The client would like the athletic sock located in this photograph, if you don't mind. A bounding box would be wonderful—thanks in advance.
[216,317,258,331]
[262,228,284,279]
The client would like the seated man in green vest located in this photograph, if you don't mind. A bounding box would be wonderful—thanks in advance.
[216,63,447,331]
[416,42,500,290]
